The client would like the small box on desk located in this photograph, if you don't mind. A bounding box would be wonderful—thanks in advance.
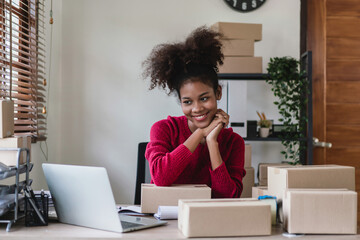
[140,184,211,213]
[211,22,262,40]
[267,165,355,200]
[252,186,268,198]
[283,189,357,234]
[178,198,271,237]
[0,100,14,138]
[0,136,31,166]
[240,167,254,198]
[258,163,289,186]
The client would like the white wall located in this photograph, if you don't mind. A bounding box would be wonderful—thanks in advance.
[32,0,300,204]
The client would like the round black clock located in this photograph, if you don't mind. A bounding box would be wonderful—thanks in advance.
[224,0,266,12]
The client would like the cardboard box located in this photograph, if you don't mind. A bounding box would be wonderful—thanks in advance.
[241,167,254,198]
[0,136,31,166]
[244,144,251,168]
[268,165,355,200]
[0,100,14,138]
[221,39,254,56]
[252,186,269,198]
[258,163,289,186]
[218,57,262,73]
[212,22,262,40]
[178,198,271,237]
[140,184,211,213]
[283,189,357,234]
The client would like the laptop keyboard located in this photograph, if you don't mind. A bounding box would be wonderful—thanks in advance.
[121,220,145,229]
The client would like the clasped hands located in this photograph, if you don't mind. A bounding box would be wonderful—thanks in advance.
[200,109,229,143]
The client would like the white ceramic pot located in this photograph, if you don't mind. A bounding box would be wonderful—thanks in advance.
[259,128,270,138]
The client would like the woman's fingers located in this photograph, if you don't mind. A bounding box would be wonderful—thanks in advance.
[215,111,229,127]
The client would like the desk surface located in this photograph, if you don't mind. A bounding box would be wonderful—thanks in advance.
[0,219,360,240]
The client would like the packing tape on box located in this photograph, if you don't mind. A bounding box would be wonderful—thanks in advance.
[258,196,277,225]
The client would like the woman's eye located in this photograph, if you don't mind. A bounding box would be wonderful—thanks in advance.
[200,97,209,101]
[183,100,191,105]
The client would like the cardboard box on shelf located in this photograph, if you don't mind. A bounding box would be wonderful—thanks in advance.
[140,184,211,213]
[218,57,262,73]
[258,163,290,186]
[283,189,357,234]
[221,39,254,56]
[0,136,31,166]
[244,144,251,168]
[212,22,262,41]
[252,186,269,198]
[267,165,355,200]
[178,198,271,237]
[0,100,14,138]
[241,167,254,198]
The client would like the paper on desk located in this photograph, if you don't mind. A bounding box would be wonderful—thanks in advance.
[117,205,149,216]
[154,206,178,220]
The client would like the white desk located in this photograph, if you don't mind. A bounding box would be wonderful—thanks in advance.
[0,219,360,240]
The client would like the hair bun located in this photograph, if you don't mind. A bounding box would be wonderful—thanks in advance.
[143,26,224,95]
[183,26,224,69]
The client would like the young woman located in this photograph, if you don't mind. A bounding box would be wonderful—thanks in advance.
[143,27,245,198]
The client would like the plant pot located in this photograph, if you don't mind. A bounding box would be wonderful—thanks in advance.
[259,128,270,138]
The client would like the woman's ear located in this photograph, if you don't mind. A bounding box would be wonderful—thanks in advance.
[216,85,222,100]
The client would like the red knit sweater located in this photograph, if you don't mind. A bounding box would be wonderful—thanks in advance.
[145,116,246,198]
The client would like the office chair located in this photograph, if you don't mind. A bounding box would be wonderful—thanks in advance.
[134,142,151,205]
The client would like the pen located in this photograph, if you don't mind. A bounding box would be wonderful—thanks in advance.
[41,189,46,217]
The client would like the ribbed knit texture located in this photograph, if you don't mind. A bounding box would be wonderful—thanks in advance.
[145,116,246,198]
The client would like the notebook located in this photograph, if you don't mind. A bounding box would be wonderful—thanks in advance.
[42,163,167,233]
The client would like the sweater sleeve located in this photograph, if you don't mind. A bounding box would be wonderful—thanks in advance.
[145,119,193,186]
[210,134,246,198]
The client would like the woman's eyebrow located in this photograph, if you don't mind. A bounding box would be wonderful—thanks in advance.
[199,92,209,97]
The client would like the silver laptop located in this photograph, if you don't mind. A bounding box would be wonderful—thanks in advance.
[42,163,167,233]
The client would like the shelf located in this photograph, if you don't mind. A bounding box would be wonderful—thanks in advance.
[218,73,269,80]
[244,137,307,142]
[216,51,313,165]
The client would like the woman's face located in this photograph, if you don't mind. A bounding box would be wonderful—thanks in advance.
[180,80,221,132]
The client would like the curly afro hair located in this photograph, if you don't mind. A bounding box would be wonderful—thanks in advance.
[142,26,224,97]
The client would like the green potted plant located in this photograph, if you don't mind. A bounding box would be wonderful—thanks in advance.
[266,56,309,165]
[257,111,272,138]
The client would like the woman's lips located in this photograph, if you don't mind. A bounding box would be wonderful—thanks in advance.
[193,113,208,121]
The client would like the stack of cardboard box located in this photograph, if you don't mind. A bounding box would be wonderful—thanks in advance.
[240,144,254,198]
[0,100,31,166]
[265,165,357,234]
[211,22,262,73]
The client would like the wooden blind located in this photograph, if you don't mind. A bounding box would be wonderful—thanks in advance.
[0,0,46,141]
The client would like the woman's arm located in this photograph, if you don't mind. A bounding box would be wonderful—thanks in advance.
[145,120,193,186]
[204,109,245,198]
[209,135,245,198]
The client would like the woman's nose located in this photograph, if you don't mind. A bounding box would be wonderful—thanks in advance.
[192,101,203,112]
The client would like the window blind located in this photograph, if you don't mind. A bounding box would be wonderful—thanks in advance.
[0,0,46,141]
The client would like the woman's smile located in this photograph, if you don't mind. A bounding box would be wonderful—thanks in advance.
[192,113,208,121]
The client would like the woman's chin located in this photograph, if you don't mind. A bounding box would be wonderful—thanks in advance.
[194,121,211,129]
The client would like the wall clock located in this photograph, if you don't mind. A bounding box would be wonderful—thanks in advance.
[224,0,266,12]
